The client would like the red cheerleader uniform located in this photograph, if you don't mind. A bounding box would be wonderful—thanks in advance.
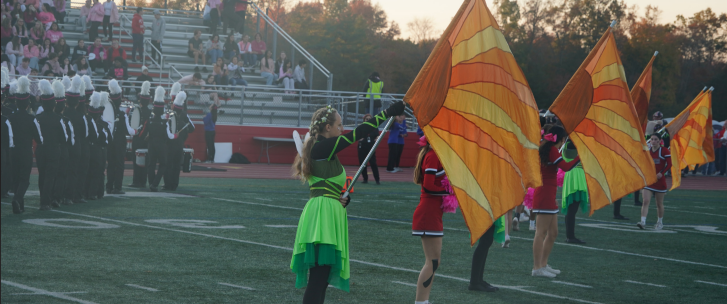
[644,147,672,193]
[412,149,449,237]
[532,146,581,214]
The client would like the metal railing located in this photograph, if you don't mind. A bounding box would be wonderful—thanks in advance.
[117,13,133,40]
[143,38,165,79]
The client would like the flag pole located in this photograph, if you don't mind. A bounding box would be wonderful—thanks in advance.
[342,117,395,199]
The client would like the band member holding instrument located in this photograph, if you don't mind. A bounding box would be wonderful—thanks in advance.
[130,80,152,188]
[163,90,194,191]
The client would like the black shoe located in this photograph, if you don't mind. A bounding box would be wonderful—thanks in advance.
[361,180,368,184]
[61,199,73,206]
[39,205,52,211]
[566,238,586,244]
[150,185,158,192]
[376,181,380,185]
[614,214,629,220]
[51,200,61,208]
[73,199,88,204]
[468,281,499,292]
[12,200,21,214]
[634,201,643,206]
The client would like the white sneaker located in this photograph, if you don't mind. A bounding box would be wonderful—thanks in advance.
[502,235,510,248]
[544,265,561,275]
[532,267,556,278]
[520,213,529,221]
[512,217,520,231]
[529,222,536,231]
[654,222,663,230]
[395,167,403,172]
[637,222,645,230]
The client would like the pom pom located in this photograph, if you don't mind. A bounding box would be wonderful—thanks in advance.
[440,176,458,214]
[39,79,53,95]
[523,188,534,209]
[557,169,565,188]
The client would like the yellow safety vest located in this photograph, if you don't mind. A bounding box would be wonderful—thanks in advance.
[366,80,383,99]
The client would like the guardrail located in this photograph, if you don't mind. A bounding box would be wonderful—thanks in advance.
[143,38,165,79]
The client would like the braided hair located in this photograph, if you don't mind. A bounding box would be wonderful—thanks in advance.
[292,106,339,182]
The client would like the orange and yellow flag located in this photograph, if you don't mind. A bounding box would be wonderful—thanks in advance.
[404,0,542,244]
[665,87,715,190]
[549,25,657,214]
[631,52,658,131]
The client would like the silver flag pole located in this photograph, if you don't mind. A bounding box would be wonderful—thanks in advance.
[342,117,395,199]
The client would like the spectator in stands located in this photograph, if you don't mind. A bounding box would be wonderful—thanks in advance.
[38,3,55,30]
[79,0,91,33]
[87,37,106,72]
[207,0,220,36]
[131,7,144,62]
[74,56,91,76]
[58,56,70,75]
[223,34,238,61]
[212,57,228,86]
[23,5,39,30]
[150,9,165,65]
[106,56,127,83]
[188,30,207,71]
[16,57,32,76]
[0,18,12,47]
[71,38,86,62]
[227,56,247,86]
[43,21,61,43]
[9,2,23,25]
[22,39,40,69]
[250,33,265,68]
[55,37,69,62]
[1,53,16,79]
[87,0,103,42]
[178,72,205,86]
[293,59,308,90]
[204,74,222,104]
[13,19,30,45]
[278,59,294,94]
[0,4,11,25]
[39,37,53,65]
[30,21,45,44]
[41,0,56,15]
[203,104,219,163]
[234,0,248,35]
[259,50,276,86]
[5,36,24,67]
[53,0,64,24]
[134,65,153,93]
[221,0,237,36]
[237,34,252,67]
[41,52,61,76]
[205,34,223,67]
[101,0,118,42]
[106,39,126,70]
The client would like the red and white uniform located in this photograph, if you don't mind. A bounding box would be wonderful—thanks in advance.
[644,147,672,193]
[533,146,580,214]
[412,149,448,237]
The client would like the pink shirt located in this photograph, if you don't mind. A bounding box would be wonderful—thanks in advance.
[251,40,266,54]
[44,30,63,43]
[80,6,91,17]
[24,45,40,58]
[208,0,221,9]
[37,11,55,24]
[87,3,104,23]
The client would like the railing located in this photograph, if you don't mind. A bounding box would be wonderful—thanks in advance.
[142,38,165,79]
[117,14,133,40]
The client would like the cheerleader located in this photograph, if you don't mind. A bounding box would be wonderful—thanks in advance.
[532,126,580,278]
[290,101,404,304]
[638,133,672,230]
[561,139,588,244]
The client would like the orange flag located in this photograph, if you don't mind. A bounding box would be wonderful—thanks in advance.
[404,0,542,245]
[665,87,715,190]
[631,52,658,131]
[549,24,657,214]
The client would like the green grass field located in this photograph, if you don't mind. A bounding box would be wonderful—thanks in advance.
[2,175,726,304]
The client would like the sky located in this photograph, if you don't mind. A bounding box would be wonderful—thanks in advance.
[371,0,727,40]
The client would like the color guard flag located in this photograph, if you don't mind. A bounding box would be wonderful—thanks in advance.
[631,52,658,131]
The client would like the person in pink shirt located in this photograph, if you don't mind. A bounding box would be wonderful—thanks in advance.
[53,0,65,24]
[80,0,92,34]
[23,39,41,70]
[38,3,56,30]
[23,5,40,30]
[86,0,104,42]
[250,32,266,68]
[30,21,46,45]
[44,22,63,43]
[101,0,119,41]
[87,37,107,73]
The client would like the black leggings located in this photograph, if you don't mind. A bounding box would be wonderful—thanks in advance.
[565,201,580,239]
[470,225,495,285]
[357,147,379,182]
[386,143,404,171]
[103,15,113,39]
[205,131,216,161]
[303,265,331,304]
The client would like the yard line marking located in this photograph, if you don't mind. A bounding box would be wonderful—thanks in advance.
[392,281,417,287]
[32,207,601,304]
[695,280,727,287]
[623,204,727,218]
[693,206,715,210]
[1,280,98,304]
[572,217,726,236]
[125,284,159,292]
[199,199,727,270]
[265,225,297,228]
[552,281,592,288]
[219,282,255,290]
[255,198,272,201]
[11,291,88,295]
[623,280,666,288]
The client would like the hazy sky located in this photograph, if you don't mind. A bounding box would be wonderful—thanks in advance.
[370,0,727,39]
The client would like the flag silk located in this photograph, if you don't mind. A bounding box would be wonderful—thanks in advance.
[665,88,715,190]
[549,27,656,215]
[631,53,657,131]
[403,0,542,245]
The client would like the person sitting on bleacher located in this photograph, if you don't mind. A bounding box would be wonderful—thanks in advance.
[227,56,247,86]
[87,37,106,73]
[188,30,207,72]
[71,39,87,63]
[38,3,56,30]
[106,39,126,71]
[293,59,308,90]
[74,56,91,77]
[41,52,62,77]
[134,66,154,94]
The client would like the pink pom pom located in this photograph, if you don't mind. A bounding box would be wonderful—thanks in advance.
[440,176,458,214]
[557,168,565,187]
[523,187,534,209]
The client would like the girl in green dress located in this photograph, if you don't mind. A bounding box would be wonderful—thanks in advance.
[561,140,588,244]
[291,101,405,304]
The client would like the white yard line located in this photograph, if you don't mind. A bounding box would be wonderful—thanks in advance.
[1,280,98,304]
[623,280,666,288]
[695,280,727,287]
[125,284,159,292]
[552,281,592,288]
[11,292,88,295]
[392,281,417,287]
[622,204,727,218]
[265,225,298,228]
[572,216,726,237]
[218,282,255,290]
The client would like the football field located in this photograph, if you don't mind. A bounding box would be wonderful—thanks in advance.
[2,175,726,303]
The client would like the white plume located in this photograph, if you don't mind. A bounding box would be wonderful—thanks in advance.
[9,81,17,94]
[173,91,186,106]
[154,86,166,102]
[82,75,94,91]
[170,82,181,97]
[1,66,8,89]
[141,81,151,96]
[69,75,83,93]
[99,92,111,108]
[90,91,101,108]
[62,76,71,90]
[79,79,86,94]
[17,76,30,94]
[52,79,65,98]
[109,79,122,94]
[39,79,53,95]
